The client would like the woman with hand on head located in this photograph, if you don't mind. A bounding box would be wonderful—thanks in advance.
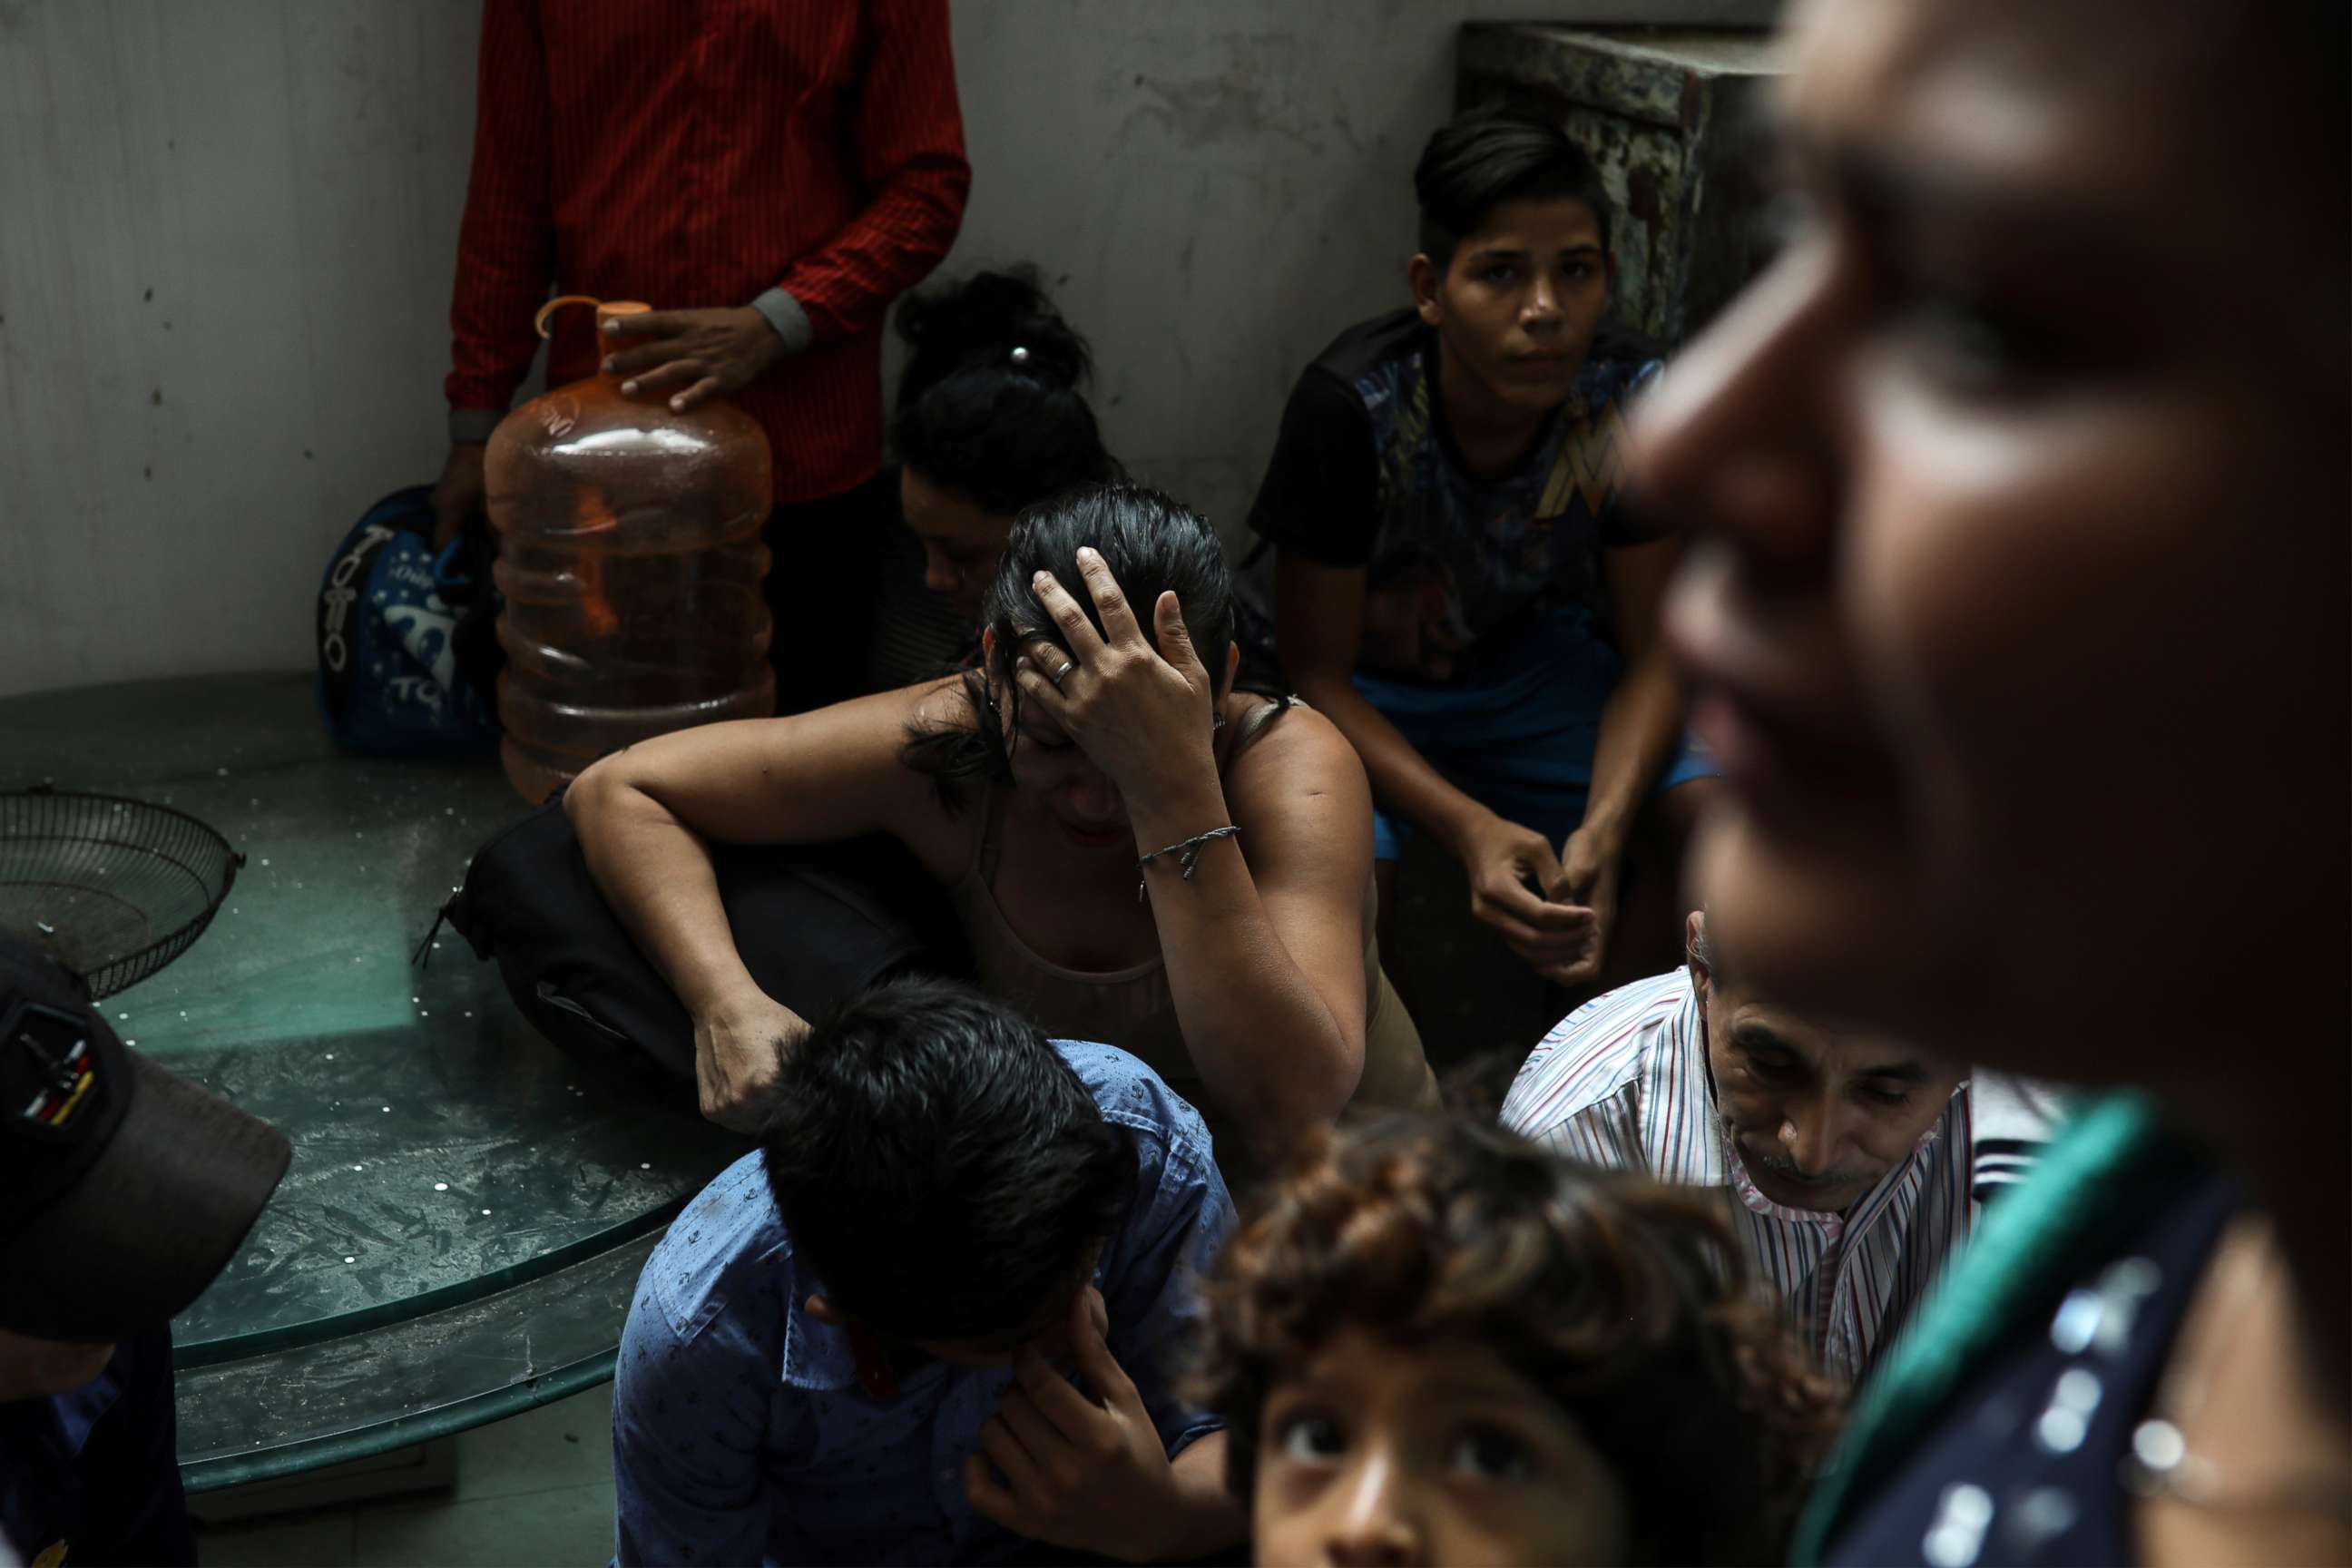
[568,482,1436,1168]
[868,270,1119,691]
[1638,0,2350,1559]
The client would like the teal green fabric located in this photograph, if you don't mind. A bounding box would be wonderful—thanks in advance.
[1791,1093,2187,1563]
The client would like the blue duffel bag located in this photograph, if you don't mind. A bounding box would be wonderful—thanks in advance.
[315,485,500,758]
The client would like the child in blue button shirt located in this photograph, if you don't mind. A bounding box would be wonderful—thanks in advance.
[612,977,1243,1566]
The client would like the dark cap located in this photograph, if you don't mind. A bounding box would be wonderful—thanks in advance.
[0,936,290,1341]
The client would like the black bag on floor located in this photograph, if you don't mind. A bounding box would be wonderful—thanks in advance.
[432,797,971,1105]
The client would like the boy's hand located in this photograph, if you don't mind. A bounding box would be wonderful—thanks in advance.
[1453,810,1601,985]
[963,1288,1182,1563]
[1542,825,1622,986]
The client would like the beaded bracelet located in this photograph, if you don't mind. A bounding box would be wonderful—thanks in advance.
[1135,826,1240,901]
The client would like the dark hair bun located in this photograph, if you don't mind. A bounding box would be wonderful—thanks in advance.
[895,269,1091,408]
[890,270,1117,519]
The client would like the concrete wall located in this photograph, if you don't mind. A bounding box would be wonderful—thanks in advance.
[0,0,1769,698]
[1,1,479,696]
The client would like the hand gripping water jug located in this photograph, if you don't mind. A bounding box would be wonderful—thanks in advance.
[487,297,777,803]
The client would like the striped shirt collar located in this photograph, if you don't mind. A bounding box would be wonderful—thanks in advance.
[1640,976,1730,1185]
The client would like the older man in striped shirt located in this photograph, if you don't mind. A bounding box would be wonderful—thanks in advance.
[1500,910,2044,1382]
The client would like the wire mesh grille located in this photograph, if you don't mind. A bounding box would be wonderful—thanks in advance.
[0,788,242,999]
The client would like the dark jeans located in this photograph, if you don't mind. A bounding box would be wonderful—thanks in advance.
[763,471,892,715]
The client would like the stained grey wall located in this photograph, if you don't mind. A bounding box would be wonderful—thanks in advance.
[1,2,478,695]
[936,0,1456,549]
[0,0,1769,697]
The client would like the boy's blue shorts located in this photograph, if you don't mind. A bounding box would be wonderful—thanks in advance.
[1357,609,1718,863]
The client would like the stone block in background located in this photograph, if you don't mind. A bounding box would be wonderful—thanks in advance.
[1458,25,1784,347]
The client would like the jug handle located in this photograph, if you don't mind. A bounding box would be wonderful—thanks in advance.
[534,296,604,339]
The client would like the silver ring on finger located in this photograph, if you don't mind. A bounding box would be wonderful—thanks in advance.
[1048,658,1075,689]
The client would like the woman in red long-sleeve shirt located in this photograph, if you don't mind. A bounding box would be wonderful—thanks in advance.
[433,0,971,714]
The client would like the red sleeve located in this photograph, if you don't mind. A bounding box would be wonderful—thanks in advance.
[445,0,555,415]
[775,0,971,344]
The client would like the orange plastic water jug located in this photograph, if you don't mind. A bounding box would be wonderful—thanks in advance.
[486,297,776,803]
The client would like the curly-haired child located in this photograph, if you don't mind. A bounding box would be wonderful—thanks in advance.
[1194,1113,1842,1565]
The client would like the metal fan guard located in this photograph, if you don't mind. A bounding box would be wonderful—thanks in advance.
[0,787,243,999]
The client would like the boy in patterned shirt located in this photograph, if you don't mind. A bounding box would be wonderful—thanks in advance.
[1239,106,1715,997]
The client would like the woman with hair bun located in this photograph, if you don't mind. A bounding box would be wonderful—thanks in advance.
[867,270,1121,690]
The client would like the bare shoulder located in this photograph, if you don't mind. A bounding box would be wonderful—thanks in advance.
[1220,696,1375,839]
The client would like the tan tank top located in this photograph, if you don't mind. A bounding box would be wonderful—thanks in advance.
[946,697,1436,1145]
